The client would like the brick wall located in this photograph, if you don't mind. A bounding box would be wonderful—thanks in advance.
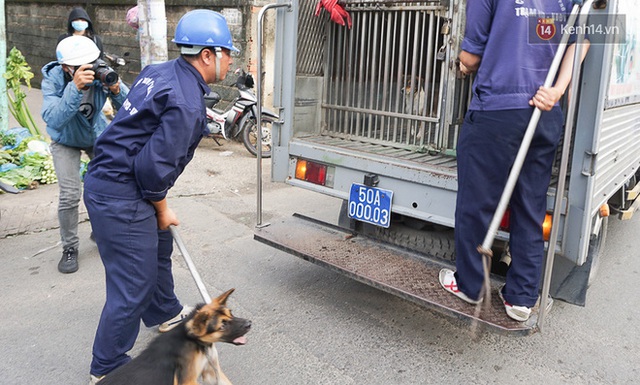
[5,0,249,91]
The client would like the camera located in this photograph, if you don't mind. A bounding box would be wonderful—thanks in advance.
[89,59,119,87]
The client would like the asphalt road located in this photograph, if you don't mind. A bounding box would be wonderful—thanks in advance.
[1,137,639,385]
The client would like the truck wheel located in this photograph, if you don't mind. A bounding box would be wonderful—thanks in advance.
[370,221,456,261]
[338,201,456,261]
[587,216,608,286]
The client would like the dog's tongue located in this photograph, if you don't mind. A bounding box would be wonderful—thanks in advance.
[233,336,247,345]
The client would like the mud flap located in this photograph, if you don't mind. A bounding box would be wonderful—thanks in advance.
[549,252,592,306]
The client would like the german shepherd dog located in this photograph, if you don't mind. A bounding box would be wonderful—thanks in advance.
[99,289,251,385]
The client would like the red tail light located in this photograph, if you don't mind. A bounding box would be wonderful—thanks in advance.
[499,208,511,231]
[295,159,328,186]
[500,208,553,242]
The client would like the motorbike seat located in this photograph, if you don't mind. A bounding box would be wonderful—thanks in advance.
[204,91,222,109]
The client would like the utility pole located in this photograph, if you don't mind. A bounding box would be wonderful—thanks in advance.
[137,0,168,68]
[1,0,9,131]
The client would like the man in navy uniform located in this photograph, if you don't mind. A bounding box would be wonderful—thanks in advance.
[83,10,237,383]
[439,0,589,322]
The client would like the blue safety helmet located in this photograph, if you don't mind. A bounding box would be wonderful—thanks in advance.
[172,10,239,54]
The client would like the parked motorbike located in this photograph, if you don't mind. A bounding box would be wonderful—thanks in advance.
[205,69,278,158]
[104,52,128,68]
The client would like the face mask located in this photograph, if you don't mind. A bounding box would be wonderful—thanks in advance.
[72,20,89,32]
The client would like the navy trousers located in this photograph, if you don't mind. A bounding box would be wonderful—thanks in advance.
[454,108,563,307]
[84,189,183,375]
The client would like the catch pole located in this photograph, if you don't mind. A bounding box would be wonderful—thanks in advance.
[169,225,211,303]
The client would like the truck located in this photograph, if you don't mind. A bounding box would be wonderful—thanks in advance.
[254,0,640,334]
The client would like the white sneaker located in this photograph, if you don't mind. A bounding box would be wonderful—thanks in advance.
[158,305,194,333]
[89,374,105,385]
[438,268,481,305]
[498,287,532,322]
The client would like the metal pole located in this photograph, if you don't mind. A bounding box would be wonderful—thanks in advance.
[477,4,583,257]
[538,0,594,330]
[256,1,292,227]
[169,225,211,303]
[138,0,168,68]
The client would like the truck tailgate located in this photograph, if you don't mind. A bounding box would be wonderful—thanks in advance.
[255,214,542,335]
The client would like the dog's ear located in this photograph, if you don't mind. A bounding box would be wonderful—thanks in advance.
[186,308,213,337]
[214,288,235,306]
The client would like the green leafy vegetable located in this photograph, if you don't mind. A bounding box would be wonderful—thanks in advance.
[3,48,42,137]
[0,166,40,189]
[0,131,17,147]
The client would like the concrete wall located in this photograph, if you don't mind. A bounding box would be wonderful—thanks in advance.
[4,0,274,105]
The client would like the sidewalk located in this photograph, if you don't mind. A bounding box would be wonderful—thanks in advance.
[1,86,85,239]
[0,183,88,238]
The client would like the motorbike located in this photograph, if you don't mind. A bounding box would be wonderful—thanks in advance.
[205,69,278,158]
[103,52,131,87]
[104,52,128,68]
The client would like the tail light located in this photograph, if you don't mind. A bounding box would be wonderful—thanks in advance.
[295,159,327,185]
[295,159,330,186]
[542,213,552,241]
[499,208,511,231]
[499,208,554,242]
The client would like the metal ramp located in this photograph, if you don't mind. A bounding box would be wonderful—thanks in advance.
[254,214,540,335]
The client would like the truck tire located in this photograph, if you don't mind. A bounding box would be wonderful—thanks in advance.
[338,200,456,261]
[362,222,456,261]
[369,221,456,261]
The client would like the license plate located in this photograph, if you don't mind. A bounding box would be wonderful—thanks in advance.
[348,183,393,228]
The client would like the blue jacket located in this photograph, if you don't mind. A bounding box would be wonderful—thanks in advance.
[84,57,211,202]
[41,61,128,147]
[462,0,574,111]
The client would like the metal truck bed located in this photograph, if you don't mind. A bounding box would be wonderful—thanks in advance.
[295,134,458,169]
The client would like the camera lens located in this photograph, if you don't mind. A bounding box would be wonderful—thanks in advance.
[101,71,119,87]
[91,59,119,87]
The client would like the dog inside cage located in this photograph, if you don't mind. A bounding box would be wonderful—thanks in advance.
[322,4,448,148]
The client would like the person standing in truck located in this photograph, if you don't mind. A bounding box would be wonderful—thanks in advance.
[439,0,589,322]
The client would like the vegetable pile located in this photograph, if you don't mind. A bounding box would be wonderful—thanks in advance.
[1,129,91,191]
[0,131,56,190]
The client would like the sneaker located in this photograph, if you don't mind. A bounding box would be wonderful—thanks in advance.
[498,287,532,322]
[58,247,78,274]
[89,374,105,385]
[438,268,481,305]
[158,305,194,333]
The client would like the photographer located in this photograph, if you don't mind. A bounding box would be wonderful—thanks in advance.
[41,35,129,274]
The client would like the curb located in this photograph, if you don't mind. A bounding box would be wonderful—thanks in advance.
[0,183,88,238]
